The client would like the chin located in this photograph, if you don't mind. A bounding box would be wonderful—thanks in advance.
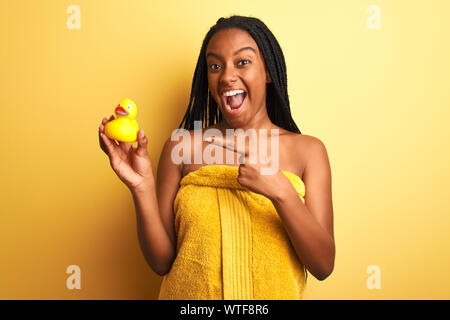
[223,117,249,129]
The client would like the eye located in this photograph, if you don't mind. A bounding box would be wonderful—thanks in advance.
[209,63,220,71]
[127,105,131,109]
[238,59,251,66]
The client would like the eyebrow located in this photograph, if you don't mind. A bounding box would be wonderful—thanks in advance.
[206,46,256,59]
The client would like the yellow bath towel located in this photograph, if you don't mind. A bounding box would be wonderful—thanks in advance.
[158,164,307,300]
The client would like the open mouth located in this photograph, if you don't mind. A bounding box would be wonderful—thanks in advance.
[115,105,129,117]
[222,92,247,114]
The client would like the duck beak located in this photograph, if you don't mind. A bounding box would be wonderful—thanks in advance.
[115,105,129,116]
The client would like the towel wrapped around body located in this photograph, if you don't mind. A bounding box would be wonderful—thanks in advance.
[158,164,307,300]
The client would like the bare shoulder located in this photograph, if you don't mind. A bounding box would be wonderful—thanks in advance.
[157,134,185,186]
[298,134,328,151]
[298,133,329,162]
[281,133,328,177]
[296,134,332,185]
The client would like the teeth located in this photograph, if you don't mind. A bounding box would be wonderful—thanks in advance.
[223,89,245,111]
[223,89,245,97]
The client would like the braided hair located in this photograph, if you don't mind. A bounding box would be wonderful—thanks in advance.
[178,15,301,134]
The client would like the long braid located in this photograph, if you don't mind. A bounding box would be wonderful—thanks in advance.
[178,15,301,134]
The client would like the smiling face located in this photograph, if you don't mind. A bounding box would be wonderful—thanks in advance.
[206,28,272,129]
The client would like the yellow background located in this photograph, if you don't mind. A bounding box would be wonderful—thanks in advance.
[1,0,449,299]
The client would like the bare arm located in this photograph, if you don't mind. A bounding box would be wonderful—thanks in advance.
[131,136,183,276]
[99,116,181,276]
[270,136,335,280]
[131,182,175,276]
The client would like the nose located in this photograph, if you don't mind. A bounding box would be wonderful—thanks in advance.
[220,63,238,85]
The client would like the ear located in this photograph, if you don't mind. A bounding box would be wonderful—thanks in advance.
[266,70,272,84]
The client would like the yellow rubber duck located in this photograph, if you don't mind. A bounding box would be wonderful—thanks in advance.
[105,98,140,142]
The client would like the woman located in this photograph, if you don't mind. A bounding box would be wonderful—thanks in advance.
[98,15,334,300]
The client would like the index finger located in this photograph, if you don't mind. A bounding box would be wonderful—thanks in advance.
[206,133,253,156]
[100,131,119,158]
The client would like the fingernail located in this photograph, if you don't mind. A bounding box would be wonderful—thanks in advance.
[141,128,145,136]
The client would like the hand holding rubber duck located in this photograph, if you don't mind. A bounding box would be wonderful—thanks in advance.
[98,100,154,192]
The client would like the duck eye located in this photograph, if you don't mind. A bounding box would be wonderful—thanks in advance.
[127,105,131,109]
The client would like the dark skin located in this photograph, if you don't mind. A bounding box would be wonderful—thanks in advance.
[98,27,335,280]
